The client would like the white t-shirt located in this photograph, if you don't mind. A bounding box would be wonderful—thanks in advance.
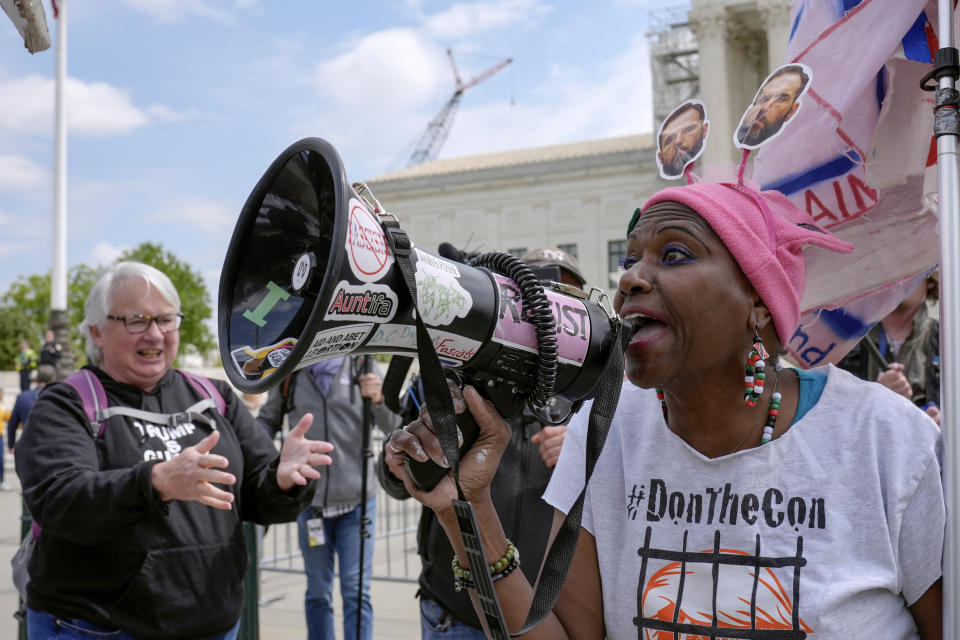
[543,365,943,639]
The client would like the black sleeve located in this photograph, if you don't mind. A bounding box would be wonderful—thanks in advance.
[926,320,940,407]
[15,384,166,545]
[255,386,285,437]
[219,382,314,525]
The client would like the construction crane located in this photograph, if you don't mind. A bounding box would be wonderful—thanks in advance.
[407,49,512,166]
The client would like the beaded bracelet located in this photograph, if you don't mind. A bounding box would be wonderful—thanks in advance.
[451,540,518,581]
[453,556,521,592]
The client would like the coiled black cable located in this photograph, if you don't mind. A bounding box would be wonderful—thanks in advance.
[469,251,558,408]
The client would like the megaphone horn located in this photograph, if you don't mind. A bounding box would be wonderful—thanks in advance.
[219,138,615,418]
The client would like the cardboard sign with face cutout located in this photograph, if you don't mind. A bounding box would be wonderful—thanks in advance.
[656,99,710,180]
[735,63,814,151]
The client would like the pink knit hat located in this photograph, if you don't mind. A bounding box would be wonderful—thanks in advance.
[636,182,854,344]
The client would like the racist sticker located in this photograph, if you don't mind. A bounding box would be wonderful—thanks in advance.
[346,198,394,282]
[414,255,472,326]
[298,324,373,366]
[491,274,590,366]
[230,337,297,380]
[324,281,398,323]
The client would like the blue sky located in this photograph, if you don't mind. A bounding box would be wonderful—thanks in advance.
[0,0,678,311]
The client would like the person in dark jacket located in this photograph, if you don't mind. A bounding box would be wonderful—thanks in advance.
[256,356,395,640]
[836,273,940,424]
[7,364,56,479]
[375,247,580,639]
[16,261,334,640]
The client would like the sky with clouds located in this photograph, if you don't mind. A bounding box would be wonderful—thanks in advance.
[0,0,680,322]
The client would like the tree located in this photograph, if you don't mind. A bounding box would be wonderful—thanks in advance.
[0,307,37,370]
[0,243,214,369]
[118,243,215,355]
[0,264,101,367]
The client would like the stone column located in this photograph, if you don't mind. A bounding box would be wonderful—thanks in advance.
[690,5,737,167]
[758,0,792,69]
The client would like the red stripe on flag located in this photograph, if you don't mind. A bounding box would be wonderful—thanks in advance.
[926,135,938,167]
[51,0,59,18]
[924,18,938,59]
[793,0,878,63]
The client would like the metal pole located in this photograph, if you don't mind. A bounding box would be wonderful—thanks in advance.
[50,0,71,376]
[936,0,960,636]
[356,355,373,640]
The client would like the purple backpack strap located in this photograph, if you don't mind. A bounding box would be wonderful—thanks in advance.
[63,370,109,438]
[177,370,226,416]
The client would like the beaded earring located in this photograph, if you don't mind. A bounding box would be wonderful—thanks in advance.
[743,327,770,407]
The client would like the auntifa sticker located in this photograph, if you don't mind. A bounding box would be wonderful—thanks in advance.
[230,337,297,380]
[346,198,394,282]
[323,281,398,323]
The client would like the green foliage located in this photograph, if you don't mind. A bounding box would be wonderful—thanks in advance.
[0,307,37,370]
[0,265,102,367]
[118,243,215,354]
[0,243,215,369]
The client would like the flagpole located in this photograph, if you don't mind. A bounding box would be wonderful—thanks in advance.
[50,0,71,376]
[934,0,960,635]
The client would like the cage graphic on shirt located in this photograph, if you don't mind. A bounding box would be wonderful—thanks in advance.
[635,527,813,639]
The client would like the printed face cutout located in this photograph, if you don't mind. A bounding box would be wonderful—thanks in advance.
[656,100,710,180]
[735,63,813,151]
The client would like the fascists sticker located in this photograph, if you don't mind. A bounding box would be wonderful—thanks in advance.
[324,281,398,323]
[299,324,373,365]
[365,323,481,365]
[347,198,394,282]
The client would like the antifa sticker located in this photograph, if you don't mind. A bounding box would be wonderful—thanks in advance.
[346,198,394,282]
[230,337,297,380]
[323,281,398,323]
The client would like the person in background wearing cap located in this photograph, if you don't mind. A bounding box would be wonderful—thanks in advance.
[387,184,943,639]
[376,247,582,639]
[837,272,941,425]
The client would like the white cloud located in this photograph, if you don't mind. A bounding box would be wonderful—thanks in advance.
[315,29,448,111]
[0,155,49,192]
[146,104,186,123]
[146,196,236,238]
[117,0,257,24]
[0,210,16,225]
[0,75,166,137]
[423,0,551,38]
[88,241,129,267]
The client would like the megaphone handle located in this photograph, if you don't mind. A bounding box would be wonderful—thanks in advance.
[404,410,480,493]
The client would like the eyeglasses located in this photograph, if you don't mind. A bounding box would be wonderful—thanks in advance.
[107,313,184,334]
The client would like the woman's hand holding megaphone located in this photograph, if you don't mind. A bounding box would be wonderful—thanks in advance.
[385,382,511,514]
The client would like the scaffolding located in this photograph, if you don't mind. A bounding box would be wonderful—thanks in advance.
[648,5,699,132]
